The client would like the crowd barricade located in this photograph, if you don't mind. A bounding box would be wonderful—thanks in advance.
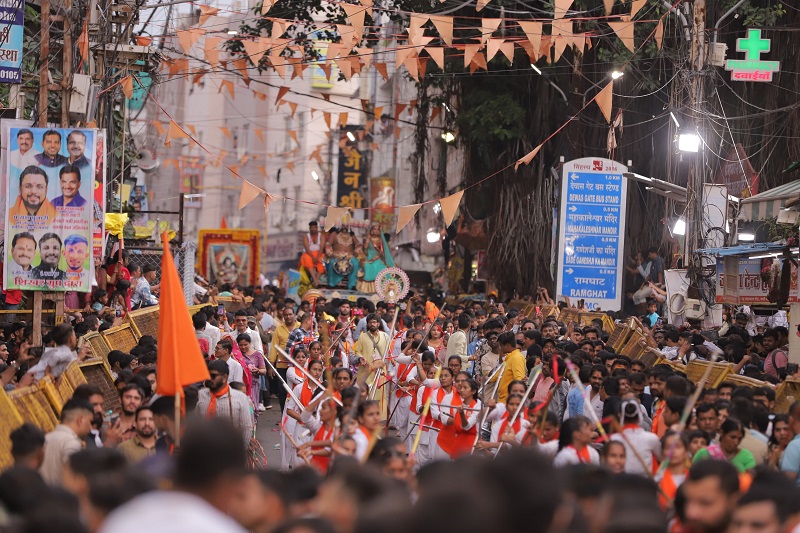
[685,360,734,389]
[0,388,24,470]
[8,384,59,434]
[775,378,800,414]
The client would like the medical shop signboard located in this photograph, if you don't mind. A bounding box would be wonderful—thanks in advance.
[725,29,780,82]
[557,158,628,311]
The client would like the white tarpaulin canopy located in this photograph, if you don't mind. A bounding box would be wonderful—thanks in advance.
[738,180,800,222]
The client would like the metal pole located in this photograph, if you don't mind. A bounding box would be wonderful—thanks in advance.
[686,0,706,259]
[38,0,50,127]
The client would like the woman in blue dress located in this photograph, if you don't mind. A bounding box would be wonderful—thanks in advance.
[357,223,394,293]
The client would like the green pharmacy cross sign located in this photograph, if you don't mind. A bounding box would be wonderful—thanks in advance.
[725,29,780,82]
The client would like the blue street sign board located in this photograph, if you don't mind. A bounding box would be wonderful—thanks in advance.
[0,0,24,83]
[557,158,628,311]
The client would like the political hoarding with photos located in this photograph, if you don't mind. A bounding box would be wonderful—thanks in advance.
[4,127,97,291]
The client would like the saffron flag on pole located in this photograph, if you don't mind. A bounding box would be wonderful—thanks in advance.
[156,232,210,397]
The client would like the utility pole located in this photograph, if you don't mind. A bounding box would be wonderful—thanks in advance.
[38,0,49,127]
[686,0,707,259]
[61,0,73,126]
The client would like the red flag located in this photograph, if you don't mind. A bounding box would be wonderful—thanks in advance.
[220,216,228,229]
[156,232,209,397]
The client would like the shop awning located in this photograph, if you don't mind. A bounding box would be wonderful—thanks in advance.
[738,180,800,222]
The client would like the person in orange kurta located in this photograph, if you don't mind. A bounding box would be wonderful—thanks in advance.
[8,166,59,230]
[299,221,326,287]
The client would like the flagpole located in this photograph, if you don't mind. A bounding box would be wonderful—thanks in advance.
[174,392,181,447]
[261,353,304,408]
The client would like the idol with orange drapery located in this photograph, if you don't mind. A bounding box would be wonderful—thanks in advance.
[357,223,394,293]
[299,221,326,287]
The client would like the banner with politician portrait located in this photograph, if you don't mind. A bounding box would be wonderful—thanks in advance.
[4,127,96,291]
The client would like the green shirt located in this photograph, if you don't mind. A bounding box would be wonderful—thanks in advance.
[693,446,756,473]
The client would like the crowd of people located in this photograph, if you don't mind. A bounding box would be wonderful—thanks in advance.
[2,279,800,533]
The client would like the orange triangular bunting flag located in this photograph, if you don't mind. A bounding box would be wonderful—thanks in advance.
[517,21,543,53]
[341,4,365,40]
[430,106,440,122]
[476,0,490,11]
[275,85,290,105]
[487,38,504,62]
[243,38,270,66]
[396,204,422,234]
[164,120,188,147]
[288,101,298,118]
[480,19,502,43]
[156,231,210,397]
[373,106,383,119]
[325,206,350,231]
[404,57,419,80]
[220,127,232,139]
[288,130,299,145]
[220,216,228,229]
[426,47,445,70]
[339,113,349,128]
[374,62,389,81]
[595,81,613,123]
[630,0,645,18]
[430,15,453,46]
[220,79,234,98]
[176,28,205,54]
[198,5,219,26]
[464,44,481,67]
[440,191,463,227]
[607,20,635,52]
[499,41,515,63]
[554,0,573,19]
[205,36,220,68]
[323,112,332,129]
[654,20,664,49]
[239,179,264,209]
[604,0,614,15]
[121,75,133,99]
[515,144,542,171]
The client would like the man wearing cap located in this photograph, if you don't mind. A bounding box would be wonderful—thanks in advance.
[197,359,253,445]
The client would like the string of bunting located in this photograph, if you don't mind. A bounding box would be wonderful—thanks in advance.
[132,0,675,235]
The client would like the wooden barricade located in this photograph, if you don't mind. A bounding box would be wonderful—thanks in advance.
[38,376,73,417]
[126,306,160,339]
[607,323,632,353]
[0,388,24,471]
[64,361,88,390]
[102,324,139,353]
[80,359,120,413]
[620,330,649,360]
[9,385,59,433]
[84,331,111,360]
[774,378,800,414]
[684,360,733,389]
[639,348,664,368]
[727,373,772,390]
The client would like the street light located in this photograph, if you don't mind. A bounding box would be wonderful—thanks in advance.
[441,131,456,143]
[426,228,441,243]
[311,171,319,181]
[346,131,356,142]
[227,29,238,35]
[672,217,686,236]
[611,70,624,79]
[678,132,701,153]
[738,232,755,241]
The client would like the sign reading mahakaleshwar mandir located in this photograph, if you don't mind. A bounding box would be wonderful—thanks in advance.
[725,29,780,82]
